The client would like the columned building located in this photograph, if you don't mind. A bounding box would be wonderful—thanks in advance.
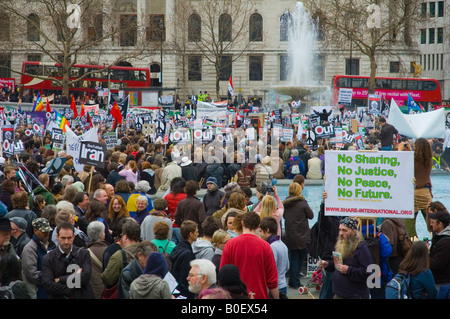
[1,0,440,105]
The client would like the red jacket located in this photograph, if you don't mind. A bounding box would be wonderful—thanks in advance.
[164,192,187,226]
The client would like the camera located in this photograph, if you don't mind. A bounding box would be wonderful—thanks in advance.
[404,143,408,148]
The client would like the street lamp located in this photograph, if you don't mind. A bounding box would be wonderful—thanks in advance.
[158,18,164,87]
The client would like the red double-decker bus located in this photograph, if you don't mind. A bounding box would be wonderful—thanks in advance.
[332,75,442,108]
[20,61,151,100]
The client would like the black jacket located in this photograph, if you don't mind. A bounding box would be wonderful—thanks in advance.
[169,239,196,299]
[41,245,95,299]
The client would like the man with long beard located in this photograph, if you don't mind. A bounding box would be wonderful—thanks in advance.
[318,217,373,299]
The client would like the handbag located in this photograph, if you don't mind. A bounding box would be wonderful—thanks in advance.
[101,250,127,299]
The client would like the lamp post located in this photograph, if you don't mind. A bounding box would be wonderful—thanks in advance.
[158,18,164,87]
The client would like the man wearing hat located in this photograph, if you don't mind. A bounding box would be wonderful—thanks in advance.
[203,177,224,216]
[180,156,198,183]
[318,217,373,299]
[9,216,30,257]
[429,210,450,292]
[0,216,15,261]
[21,218,53,299]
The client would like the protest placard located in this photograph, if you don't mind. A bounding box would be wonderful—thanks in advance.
[324,150,414,218]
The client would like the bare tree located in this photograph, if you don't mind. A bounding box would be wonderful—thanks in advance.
[304,0,423,94]
[182,0,257,100]
[0,0,146,98]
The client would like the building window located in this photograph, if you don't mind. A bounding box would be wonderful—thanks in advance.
[188,14,201,42]
[420,29,426,44]
[429,28,435,44]
[27,54,41,62]
[314,54,325,82]
[441,54,444,70]
[429,2,436,17]
[390,61,400,73]
[280,12,291,42]
[421,3,427,17]
[219,55,232,81]
[88,14,103,42]
[219,14,232,42]
[0,54,11,78]
[120,15,137,46]
[249,13,263,42]
[188,56,202,81]
[27,14,40,42]
[438,1,444,17]
[249,55,263,81]
[280,55,289,81]
[345,59,359,75]
[437,28,443,43]
[147,15,165,42]
[0,12,10,42]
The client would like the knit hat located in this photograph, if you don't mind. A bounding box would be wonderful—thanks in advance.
[206,177,218,187]
[340,217,358,230]
[143,252,168,279]
[218,264,247,292]
[10,217,27,232]
[72,181,85,192]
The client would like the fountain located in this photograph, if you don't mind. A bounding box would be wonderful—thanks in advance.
[273,2,329,113]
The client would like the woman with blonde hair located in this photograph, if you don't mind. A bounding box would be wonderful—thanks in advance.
[211,229,231,273]
[282,182,314,288]
[252,186,284,237]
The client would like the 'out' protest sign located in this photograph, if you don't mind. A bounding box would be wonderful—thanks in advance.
[324,150,414,218]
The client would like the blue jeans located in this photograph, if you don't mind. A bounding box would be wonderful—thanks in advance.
[319,269,334,299]
[380,145,392,151]
[288,248,308,288]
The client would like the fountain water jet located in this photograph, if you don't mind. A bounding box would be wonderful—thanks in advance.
[273,2,329,113]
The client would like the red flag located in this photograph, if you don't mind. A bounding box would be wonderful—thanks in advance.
[71,95,78,118]
[80,102,86,118]
[87,112,93,128]
[111,101,122,125]
[46,99,52,112]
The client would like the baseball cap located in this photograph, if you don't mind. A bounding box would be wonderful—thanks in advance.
[32,218,53,233]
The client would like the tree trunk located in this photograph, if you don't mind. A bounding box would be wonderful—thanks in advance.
[368,51,377,95]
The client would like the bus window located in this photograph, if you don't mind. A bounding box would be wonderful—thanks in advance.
[391,79,404,90]
[376,78,390,89]
[336,77,348,87]
[406,80,419,90]
[350,78,367,88]
[423,81,437,91]
[25,64,43,76]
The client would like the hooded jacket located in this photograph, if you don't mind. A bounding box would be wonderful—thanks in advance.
[282,195,314,250]
[130,274,172,299]
[192,238,215,261]
[430,225,450,284]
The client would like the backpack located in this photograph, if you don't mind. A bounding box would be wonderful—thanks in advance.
[289,159,301,175]
[395,224,412,258]
[0,281,18,299]
[364,233,381,266]
[385,273,411,299]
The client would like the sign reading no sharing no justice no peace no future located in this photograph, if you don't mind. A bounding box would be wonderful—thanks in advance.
[324,150,415,219]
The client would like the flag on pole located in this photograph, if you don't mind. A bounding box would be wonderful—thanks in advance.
[80,102,86,118]
[111,101,123,129]
[55,109,70,132]
[70,95,79,118]
[407,94,422,114]
[32,92,45,112]
[228,76,234,97]
[45,99,52,112]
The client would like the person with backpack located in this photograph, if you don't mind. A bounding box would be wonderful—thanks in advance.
[386,241,437,299]
[101,219,141,294]
[360,219,393,299]
[285,149,305,179]
[381,218,410,275]
[0,254,32,299]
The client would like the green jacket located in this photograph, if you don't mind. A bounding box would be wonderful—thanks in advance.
[29,186,55,209]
